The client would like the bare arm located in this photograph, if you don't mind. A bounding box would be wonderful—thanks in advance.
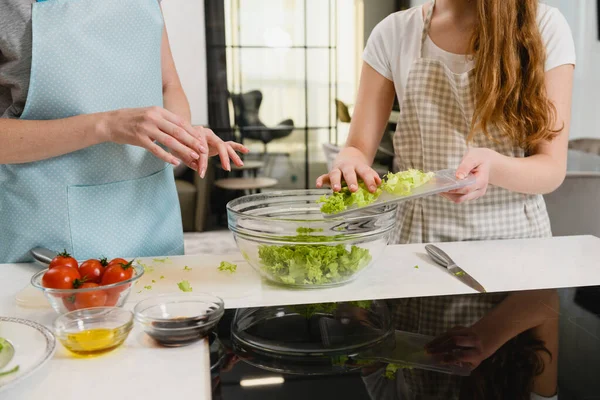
[456,65,574,196]
[160,26,191,123]
[0,111,109,164]
[316,62,395,192]
[0,28,205,166]
[490,65,574,194]
[346,63,396,163]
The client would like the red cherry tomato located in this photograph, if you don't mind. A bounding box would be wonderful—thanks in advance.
[42,266,81,290]
[74,283,107,309]
[48,250,78,270]
[106,258,128,268]
[62,295,78,311]
[104,288,121,307]
[101,260,134,293]
[78,258,108,284]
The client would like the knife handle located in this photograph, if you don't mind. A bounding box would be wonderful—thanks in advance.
[30,247,57,267]
[425,244,454,269]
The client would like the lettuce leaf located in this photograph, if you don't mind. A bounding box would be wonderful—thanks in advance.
[177,280,193,292]
[318,169,433,214]
[318,182,382,214]
[258,243,372,285]
[218,261,237,273]
[381,169,434,196]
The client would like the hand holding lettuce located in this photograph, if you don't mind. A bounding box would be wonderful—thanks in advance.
[318,169,434,214]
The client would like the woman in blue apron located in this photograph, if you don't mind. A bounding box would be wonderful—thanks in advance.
[318,0,574,398]
[0,0,246,263]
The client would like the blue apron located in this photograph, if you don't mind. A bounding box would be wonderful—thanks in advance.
[0,0,184,263]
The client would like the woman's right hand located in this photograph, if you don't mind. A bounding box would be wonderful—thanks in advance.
[101,106,207,168]
[316,146,381,193]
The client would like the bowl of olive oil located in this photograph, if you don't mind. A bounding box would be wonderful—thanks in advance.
[54,308,133,357]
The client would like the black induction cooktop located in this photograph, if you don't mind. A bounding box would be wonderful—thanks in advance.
[209,286,600,400]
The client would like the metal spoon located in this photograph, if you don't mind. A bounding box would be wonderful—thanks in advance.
[30,247,56,268]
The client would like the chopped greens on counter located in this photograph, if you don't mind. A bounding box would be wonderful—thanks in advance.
[183,266,192,272]
[138,261,154,273]
[177,280,193,292]
[318,169,435,214]
[152,258,171,263]
[218,261,237,273]
[258,243,372,285]
[414,265,419,269]
[160,275,165,280]
[151,280,156,284]
[144,285,152,290]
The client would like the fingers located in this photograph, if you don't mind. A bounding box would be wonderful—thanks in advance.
[226,142,244,167]
[198,152,209,178]
[328,169,343,191]
[425,326,469,350]
[216,142,231,171]
[141,137,180,166]
[160,108,208,154]
[441,348,483,365]
[456,151,480,180]
[356,165,380,193]
[441,187,486,204]
[316,174,331,188]
[341,166,359,192]
[229,141,250,154]
[426,334,481,355]
[151,129,202,167]
[316,166,381,192]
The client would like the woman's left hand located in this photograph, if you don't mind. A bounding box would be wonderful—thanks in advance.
[424,326,493,370]
[441,148,496,204]
[190,127,250,178]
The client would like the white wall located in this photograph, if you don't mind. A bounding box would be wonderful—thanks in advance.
[161,0,209,126]
[544,0,599,140]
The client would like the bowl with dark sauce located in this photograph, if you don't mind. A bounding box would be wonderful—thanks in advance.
[134,294,224,347]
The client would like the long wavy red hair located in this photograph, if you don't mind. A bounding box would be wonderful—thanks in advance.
[469,0,560,149]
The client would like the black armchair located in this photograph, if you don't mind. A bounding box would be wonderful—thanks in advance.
[230,90,295,154]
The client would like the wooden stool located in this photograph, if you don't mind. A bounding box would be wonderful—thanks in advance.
[214,177,279,226]
[218,160,264,178]
[214,177,278,195]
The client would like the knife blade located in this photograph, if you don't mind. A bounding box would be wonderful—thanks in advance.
[424,244,487,293]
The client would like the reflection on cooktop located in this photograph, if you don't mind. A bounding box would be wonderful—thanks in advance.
[210,287,600,400]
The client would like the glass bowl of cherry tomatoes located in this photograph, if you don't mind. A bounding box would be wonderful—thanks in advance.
[31,253,145,314]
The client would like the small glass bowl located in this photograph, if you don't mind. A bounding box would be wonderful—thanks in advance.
[54,307,134,357]
[31,264,144,314]
[134,293,225,347]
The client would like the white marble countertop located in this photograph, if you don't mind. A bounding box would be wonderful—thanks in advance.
[2,234,599,398]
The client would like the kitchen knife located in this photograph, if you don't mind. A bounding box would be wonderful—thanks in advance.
[425,244,487,293]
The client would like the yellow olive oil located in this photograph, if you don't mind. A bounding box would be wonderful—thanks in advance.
[61,325,131,356]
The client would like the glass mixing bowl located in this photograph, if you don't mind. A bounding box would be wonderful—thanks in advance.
[227,189,396,288]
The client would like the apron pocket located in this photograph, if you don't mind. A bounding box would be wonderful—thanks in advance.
[67,166,184,260]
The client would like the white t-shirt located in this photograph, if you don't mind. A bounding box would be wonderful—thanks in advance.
[363,3,576,108]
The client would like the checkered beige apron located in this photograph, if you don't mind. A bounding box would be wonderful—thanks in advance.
[389,1,552,398]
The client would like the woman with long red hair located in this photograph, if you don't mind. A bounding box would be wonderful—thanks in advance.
[318,0,575,398]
